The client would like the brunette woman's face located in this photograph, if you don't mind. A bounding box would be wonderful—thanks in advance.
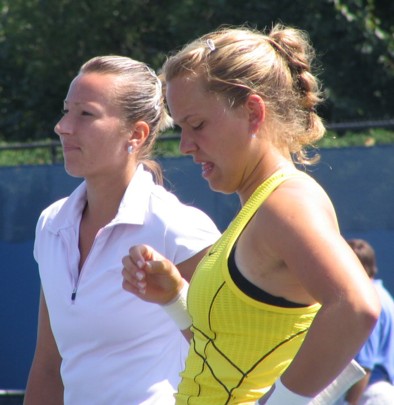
[166,75,254,194]
[54,73,130,179]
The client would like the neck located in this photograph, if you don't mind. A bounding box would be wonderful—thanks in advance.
[83,168,135,226]
[238,152,294,205]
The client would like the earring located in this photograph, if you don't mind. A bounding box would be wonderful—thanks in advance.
[251,133,256,139]
[127,145,133,154]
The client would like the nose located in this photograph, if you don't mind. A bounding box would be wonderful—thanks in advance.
[54,114,71,138]
[179,130,198,155]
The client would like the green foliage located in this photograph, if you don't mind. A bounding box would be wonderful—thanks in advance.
[0,0,393,142]
[1,129,394,167]
[0,138,62,165]
[318,128,394,148]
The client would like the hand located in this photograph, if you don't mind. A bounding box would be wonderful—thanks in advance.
[122,244,184,304]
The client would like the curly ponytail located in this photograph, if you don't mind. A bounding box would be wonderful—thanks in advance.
[162,23,326,164]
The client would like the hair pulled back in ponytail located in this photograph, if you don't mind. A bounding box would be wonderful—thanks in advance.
[81,55,173,184]
[162,23,326,164]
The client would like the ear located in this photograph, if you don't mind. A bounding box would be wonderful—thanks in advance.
[245,94,265,134]
[128,121,150,149]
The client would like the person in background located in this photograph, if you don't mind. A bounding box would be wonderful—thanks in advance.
[342,239,394,405]
[122,24,380,404]
[23,55,220,405]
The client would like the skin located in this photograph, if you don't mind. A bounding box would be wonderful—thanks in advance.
[122,74,380,399]
[23,291,64,405]
[24,72,209,405]
[344,272,375,404]
[345,370,371,404]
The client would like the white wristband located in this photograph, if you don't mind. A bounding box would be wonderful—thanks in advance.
[264,378,312,405]
[162,281,192,330]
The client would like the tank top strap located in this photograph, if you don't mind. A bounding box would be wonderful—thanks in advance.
[230,169,300,233]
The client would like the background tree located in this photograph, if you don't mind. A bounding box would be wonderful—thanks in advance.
[0,0,392,142]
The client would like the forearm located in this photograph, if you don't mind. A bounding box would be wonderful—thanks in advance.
[25,291,64,404]
[279,302,376,397]
[181,328,194,341]
[24,363,64,405]
[162,279,193,341]
[345,372,370,404]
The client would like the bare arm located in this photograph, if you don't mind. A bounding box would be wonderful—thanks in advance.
[345,369,371,404]
[24,290,63,405]
[255,180,380,398]
[279,236,378,396]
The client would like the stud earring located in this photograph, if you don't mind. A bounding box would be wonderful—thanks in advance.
[251,133,256,139]
[127,145,133,154]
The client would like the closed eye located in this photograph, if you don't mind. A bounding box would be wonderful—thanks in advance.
[60,109,93,117]
[192,122,203,130]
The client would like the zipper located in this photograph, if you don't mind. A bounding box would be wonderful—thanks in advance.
[59,227,84,304]
[69,227,105,303]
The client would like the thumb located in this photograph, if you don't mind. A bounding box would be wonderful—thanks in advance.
[143,257,176,277]
[129,244,164,269]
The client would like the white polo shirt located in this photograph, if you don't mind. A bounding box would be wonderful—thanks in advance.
[34,165,220,405]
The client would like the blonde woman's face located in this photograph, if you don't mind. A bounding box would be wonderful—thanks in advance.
[54,73,130,179]
[166,75,253,194]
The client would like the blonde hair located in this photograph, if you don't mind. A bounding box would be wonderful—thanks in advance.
[161,24,325,164]
[80,55,173,184]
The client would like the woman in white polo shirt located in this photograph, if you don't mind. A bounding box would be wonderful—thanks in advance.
[24,55,220,405]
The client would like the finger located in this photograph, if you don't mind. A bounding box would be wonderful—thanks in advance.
[122,255,146,281]
[121,254,136,269]
[128,244,156,268]
[122,277,146,295]
[122,262,147,283]
[143,259,173,276]
[122,269,147,294]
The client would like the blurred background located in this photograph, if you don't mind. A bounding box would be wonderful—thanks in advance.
[0,1,393,403]
[0,0,393,145]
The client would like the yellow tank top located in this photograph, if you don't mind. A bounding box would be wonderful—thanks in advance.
[176,170,321,405]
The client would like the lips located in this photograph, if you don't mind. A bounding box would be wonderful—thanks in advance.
[62,143,80,152]
[201,162,214,178]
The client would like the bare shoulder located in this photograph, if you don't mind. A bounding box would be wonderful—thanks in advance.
[236,171,341,303]
[241,170,337,246]
[235,170,369,304]
[263,170,337,230]
[247,170,341,266]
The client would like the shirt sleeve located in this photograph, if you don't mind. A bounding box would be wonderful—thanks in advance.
[157,197,221,265]
[169,203,221,265]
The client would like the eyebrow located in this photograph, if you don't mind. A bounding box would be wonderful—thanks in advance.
[177,114,198,124]
[63,100,98,109]
[63,100,83,105]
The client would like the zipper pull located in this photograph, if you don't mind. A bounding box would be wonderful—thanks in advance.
[71,287,77,302]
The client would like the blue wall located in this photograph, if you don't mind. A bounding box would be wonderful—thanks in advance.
[1,146,393,390]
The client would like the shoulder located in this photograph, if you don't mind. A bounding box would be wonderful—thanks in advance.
[146,184,220,262]
[36,182,86,231]
[37,197,68,228]
[130,165,217,227]
[261,171,337,230]
[246,170,342,268]
[149,184,219,230]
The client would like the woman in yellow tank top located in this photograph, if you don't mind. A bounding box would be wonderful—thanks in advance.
[122,24,380,404]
